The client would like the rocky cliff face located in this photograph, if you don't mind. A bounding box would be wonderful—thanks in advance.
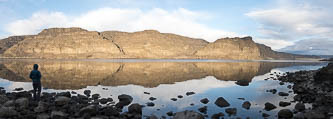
[0,27,318,60]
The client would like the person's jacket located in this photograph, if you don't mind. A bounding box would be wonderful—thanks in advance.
[29,70,41,83]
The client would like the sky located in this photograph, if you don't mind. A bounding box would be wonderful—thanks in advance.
[0,0,332,55]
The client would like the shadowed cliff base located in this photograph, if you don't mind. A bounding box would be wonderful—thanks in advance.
[0,59,323,89]
[0,27,319,60]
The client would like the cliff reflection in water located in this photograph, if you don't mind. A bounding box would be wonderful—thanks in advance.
[0,60,321,89]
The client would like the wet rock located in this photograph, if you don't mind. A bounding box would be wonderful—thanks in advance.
[262,113,270,118]
[116,94,133,109]
[3,100,15,107]
[314,63,333,81]
[144,92,150,95]
[225,108,237,116]
[215,97,230,108]
[198,106,207,114]
[0,106,18,118]
[267,89,277,94]
[200,98,209,104]
[37,113,50,119]
[186,92,195,96]
[71,91,77,94]
[278,92,289,96]
[128,103,142,115]
[166,111,173,116]
[15,97,29,109]
[295,103,305,112]
[303,110,325,119]
[78,105,97,117]
[279,101,291,107]
[99,98,109,104]
[0,95,9,104]
[177,95,183,98]
[92,94,100,100]
[147,115,158,119]
[34,101,48,113]
[264,102,277,111]
[14,87,23,91]
[287,85,292,89]
[278,109,293,118]
[54,96,71,106]
[211,112,224,119]
[99,106,120,117]
[242,101,251,109]
[51,111,68,119]
[84,90,91,97]
[279,82,285,85]
[237,98,245,100]
[173,110,204,119]
[235,80,250,86]
[171,98,177,101]
[146,102,155,107]
[56,91,71,98]
[149,97,156,101]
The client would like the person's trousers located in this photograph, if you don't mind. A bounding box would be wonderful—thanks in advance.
[32,82,41,100]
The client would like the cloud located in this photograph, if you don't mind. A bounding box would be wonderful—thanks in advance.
[279,38,333,55]
[253,38,294,50]
[246,0,333,53]
[5,7,239,42]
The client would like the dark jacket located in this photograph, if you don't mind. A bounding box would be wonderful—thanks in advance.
[30,70,41,83]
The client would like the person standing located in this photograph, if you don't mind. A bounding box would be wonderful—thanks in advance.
[29,64,42,101]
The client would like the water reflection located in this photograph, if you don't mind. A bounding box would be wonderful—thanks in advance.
[0,59,327,118]
[0,60,324,89]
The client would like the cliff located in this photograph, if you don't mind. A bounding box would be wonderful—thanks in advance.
[0,27,319,60]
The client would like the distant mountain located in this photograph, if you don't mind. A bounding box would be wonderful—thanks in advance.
[0,27,319,60]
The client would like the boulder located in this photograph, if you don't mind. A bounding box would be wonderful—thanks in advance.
[295,103,305,112]
[166,111,173,116]
[215,97,230,108]
[54,96,71,106]
[149,97,156,101]
[146,102,155,107]
[34,101,48,113]
[278,92,289,96]
[186,92,195,96]
[279,101,291,107]
[128,103,142,115]
[92,94,100,100]
[0,106,18,118]
[51,111,68,119]
[225,108,237,116]
[173,110,204,119]
[211,112,224,119]
[200,98,209,104]
[78,105,97,117]
[314,63,333,81]
[198,106,207,114]
[278,109,293,118]
[264,102,277,111]
[242,101,251,109]
[15,97,29,109]
[37,113,50,119]
[84,90,91,97]
[0,95,9,104]
[116,94,133,109]
[3,100,15,107]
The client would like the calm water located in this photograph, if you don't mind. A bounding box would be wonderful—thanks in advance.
[0,59,327,118]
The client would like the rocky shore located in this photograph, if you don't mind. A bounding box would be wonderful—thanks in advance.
[277,63,333,119]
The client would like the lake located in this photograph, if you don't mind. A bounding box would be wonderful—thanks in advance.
[0,59,327,118]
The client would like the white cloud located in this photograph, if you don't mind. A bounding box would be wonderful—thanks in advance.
[253,38,294,50]
[246,0,333,53]
[279,38,333,55]
[5,8,239,42]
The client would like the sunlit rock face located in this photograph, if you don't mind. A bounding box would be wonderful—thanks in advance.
[195,37,261,60]
[0,27,318,60]
[3,28,123,59]
[0,60,320,89]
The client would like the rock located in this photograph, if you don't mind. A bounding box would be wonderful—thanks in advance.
[128,103,142,115]
[177,95,183,98]
[99,98,109,104]
[146,102,155,107]
[54,96,71,106]
[166,111,173,116]
[314,63,333,81]
[215,97,230,108]
[262,113,270,117]
[147,115,158,119]
[99,106,120,117]
[303,111,325,119]
[225,108,237,116]
[242,101,251,109]
[84,90,91,97]
[295,103,305,112]
[0,95,9,104]
[278,92,289,96]
[15,97,29,108]
[235,80,250,86]
[198,106,207,114]
[144,92,150,95]
[71,91,77,94]
[200,98,209,104]
[267,89,277,94]
[237,98,245,100]
[171,98,177,101]
[37,113,50,119]
[3,100,15,107]
[211,112,224,119]
[173,110,204,119]
[78,105,97,117]
[56,91,71,98]
[14,87,24,91]
[34,101,48,113]
[51,111,68,119]
[0,106,18,118]
[92,94,100,100]
[279,101,291,107]
[186,92,195,96]
[116,94,133,108]
[149,97,156,101]
[264,102,277,111]
[278,109,293,118]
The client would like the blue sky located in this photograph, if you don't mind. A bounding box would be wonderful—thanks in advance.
[0,0,332,55]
